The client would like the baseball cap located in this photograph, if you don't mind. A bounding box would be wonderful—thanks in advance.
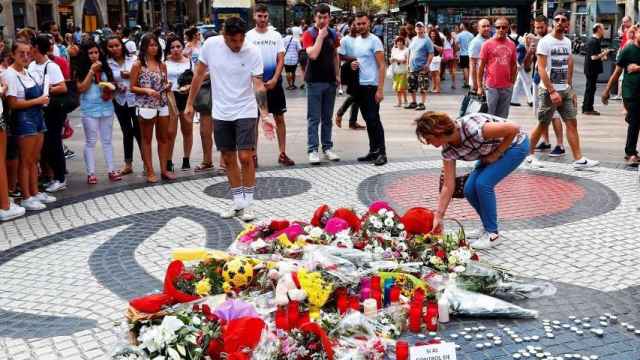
[415,21,425,27]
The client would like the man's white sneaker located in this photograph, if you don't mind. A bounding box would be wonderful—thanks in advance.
[309,151,321,164]
[220,206,241,219]
[240,207,256,222]
[21,197,46,211]
[35,192,56,204]
[323,149,340,161]
[573,157,600,169]
[45,180,67,193]
[0,203,26,221]
[471,232,500,250]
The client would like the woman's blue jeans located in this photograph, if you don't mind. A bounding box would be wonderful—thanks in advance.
[463,136,529,233]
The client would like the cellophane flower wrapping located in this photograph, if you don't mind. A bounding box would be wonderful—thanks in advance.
[330,310,377,338]
[455,261,557,301]
[447,284,539,318]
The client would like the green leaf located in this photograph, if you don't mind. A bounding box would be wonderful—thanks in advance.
[167,347,181,360]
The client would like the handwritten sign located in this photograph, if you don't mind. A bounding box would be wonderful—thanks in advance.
[409,342,457,360]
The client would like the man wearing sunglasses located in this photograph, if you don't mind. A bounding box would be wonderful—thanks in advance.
[527,10,599,169]
[477,17,517,118]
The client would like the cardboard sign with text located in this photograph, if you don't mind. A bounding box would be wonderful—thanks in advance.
[409,342,457,360]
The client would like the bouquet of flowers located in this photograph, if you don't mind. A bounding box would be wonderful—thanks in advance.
[174,258,226,297]
[359,209,408,260]
[275,322,334,360]
[425,223,477,273]
[137,304,223,360]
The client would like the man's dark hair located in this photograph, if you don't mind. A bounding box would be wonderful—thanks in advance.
[355,11,370,20]
[32,34,52,55]
[122,27,131,37]
[534,15,547,23]
[75,26,81,32]
[314,3,331,15]
[224,16,247,36]
[255,3,268,13]
[347,17,355,26]
[460,22,468,30]
[593,23,602,33]
[553,9,570,19]
[41,20,55,33]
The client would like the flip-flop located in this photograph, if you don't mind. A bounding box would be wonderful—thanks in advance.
[194,163,214,172]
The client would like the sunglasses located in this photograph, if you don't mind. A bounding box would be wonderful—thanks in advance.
[554,17,568,23]
[495,25,509,29]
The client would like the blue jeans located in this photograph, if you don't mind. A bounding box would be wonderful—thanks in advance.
[463,136,529,233]
[307,82,336,153]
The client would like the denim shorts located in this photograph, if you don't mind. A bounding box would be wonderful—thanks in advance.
[12,110,47,137]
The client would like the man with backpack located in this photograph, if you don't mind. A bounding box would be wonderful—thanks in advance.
[301,3,341,165]
[122,27,138,55]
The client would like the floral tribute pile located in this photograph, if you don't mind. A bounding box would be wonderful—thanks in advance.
[113,201,555,360]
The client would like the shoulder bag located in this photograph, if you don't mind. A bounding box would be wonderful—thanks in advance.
[45,61,79,114]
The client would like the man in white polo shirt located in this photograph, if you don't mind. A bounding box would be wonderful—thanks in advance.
[185,17,275,221]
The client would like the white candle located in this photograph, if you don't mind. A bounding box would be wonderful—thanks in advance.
[363,298,377,318]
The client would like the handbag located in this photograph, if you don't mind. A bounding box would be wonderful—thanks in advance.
[460,90,488,117]
[439,171,470,199]
[442,48,454,62]
[193,80,212,113]
[62,118,74,139]
[177,61,193,88]
[44,62,79,114]
[167,90,179,122]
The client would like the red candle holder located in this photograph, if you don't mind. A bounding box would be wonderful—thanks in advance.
[288,301,299,329]
[396,341,409,360]
[425,301,438,332]
[389,285,401,303]
[371,275,381,290]
[337,291,349,315]
[275,306,289,330]
[349,295,360,311]
[409,303,422,333]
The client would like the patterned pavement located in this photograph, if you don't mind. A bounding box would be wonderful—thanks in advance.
[1,158,640,359]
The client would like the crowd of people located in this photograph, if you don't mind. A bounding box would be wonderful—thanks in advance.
[0,4,638,253]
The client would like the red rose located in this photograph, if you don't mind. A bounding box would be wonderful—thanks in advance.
[436,250,446,259]
[269,220,290,232]
[207,338,223,358]
[182,272,195,281]
[470,253,480,261]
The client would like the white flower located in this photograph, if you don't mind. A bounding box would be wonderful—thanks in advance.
[309,227,324,238]
[378,208,387,215]
[456,248,472,263]
[250,238,268,252]
[453,265,466,273]
[139,316,184,354]
[384,218,394,227]
[386,211,395,219]
[372,220,382,229]
[448,255,460,266]
[397,223,405,230]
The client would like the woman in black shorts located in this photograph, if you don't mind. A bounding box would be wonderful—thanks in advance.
[165,34,193,170]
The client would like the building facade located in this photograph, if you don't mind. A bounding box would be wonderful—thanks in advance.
[1,0,210,39]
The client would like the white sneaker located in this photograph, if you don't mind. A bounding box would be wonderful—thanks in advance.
[220,206,241,219]
[573,157,600,169]
[525,155,543,168]
[35,192,56,204]
[323,149,340,161]
[309,151,321,164]
[466,228,485,240]
[45,180,67,193]
[21,197,46,211]
[338,88,344,96]
[0,203,26,221]
[471,232,500,250]
[240,207,256,222]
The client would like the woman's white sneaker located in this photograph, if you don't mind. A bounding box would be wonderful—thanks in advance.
[21,197,46,211]
[0,203,26,221]
[35,192,56,204]
[471,232,500,250]
[573,157,600,169]
[45,180,67,193]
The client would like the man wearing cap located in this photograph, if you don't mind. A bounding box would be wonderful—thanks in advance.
[405,21,434,111]
[582,23,608,115]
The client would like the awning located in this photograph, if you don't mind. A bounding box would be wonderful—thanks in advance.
[329,4,342,13]
[597,0,618,15]
[413,0,532,5]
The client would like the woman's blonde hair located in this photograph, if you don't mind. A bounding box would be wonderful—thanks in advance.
[414,111,456,143]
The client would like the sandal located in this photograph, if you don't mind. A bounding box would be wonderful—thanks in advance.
[626,155,640,166]
[194,163,214,172]
[161,172,177,181]
[108,171,122,182]
[120,166,133,175]
[146,173,158,183]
